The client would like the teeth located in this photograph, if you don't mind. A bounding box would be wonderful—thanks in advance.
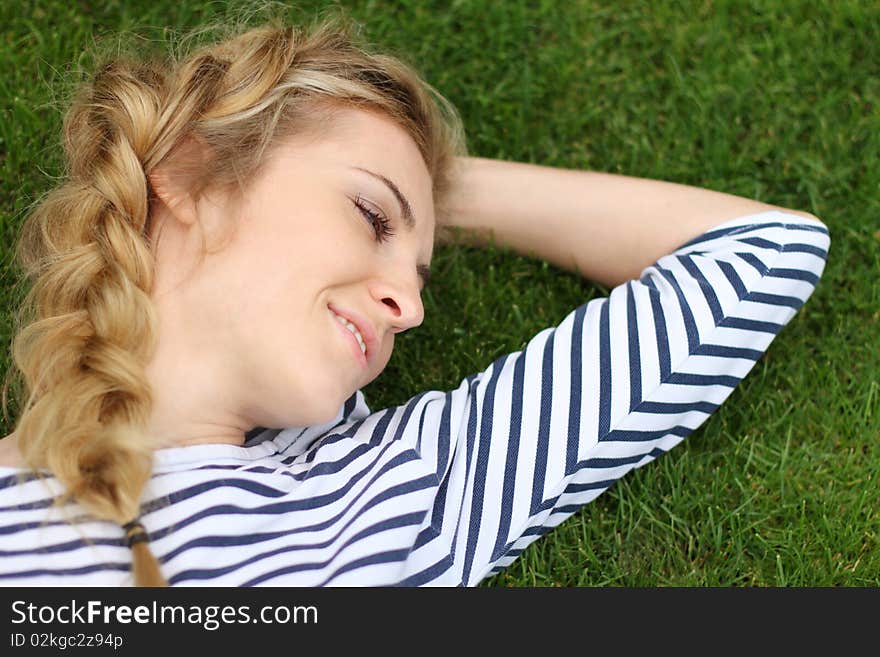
[332,311,366,355]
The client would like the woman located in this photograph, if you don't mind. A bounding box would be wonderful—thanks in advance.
[0,16,828,586]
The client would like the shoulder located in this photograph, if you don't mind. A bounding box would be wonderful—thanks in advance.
[0,433,24,468]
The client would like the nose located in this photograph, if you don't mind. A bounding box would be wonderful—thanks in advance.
[371,268,425,332]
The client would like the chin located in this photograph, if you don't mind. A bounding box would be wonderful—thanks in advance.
[307,393,351,426]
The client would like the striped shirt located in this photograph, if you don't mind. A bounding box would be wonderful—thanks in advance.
[0,210,830,586]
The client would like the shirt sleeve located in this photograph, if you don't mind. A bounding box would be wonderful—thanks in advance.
[392,209,830,586]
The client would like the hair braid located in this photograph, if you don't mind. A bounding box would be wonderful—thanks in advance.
[11,56,172,585]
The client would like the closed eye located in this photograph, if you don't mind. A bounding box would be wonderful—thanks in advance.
[354,195,395,243]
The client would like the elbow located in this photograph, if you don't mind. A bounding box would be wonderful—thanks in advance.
[771,206,829,244]
[773,205,823,224]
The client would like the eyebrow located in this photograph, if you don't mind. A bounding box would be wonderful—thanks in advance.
[351,166,432,290]
[352,166,415,229]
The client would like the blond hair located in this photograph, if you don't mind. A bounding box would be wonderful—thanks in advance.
[2,13,466,586]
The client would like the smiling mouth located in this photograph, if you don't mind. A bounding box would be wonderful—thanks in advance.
[330,309,368,367]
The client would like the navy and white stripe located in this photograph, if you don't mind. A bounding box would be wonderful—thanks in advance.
[0,210,829,586]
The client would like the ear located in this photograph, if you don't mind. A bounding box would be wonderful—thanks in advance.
[148,138,209,226]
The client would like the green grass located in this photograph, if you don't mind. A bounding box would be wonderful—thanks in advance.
[1,0,877,586]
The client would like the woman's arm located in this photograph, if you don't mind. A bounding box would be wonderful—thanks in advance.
[405,209,829,585]
[440,156,818,287]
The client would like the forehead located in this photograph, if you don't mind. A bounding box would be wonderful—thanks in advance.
[286,106,435,226]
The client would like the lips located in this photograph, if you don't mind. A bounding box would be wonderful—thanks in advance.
[327,303,378,367]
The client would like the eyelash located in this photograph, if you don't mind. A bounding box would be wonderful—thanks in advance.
[354,195,395,243]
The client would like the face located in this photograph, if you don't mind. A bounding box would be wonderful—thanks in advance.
[148,107,435,431]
